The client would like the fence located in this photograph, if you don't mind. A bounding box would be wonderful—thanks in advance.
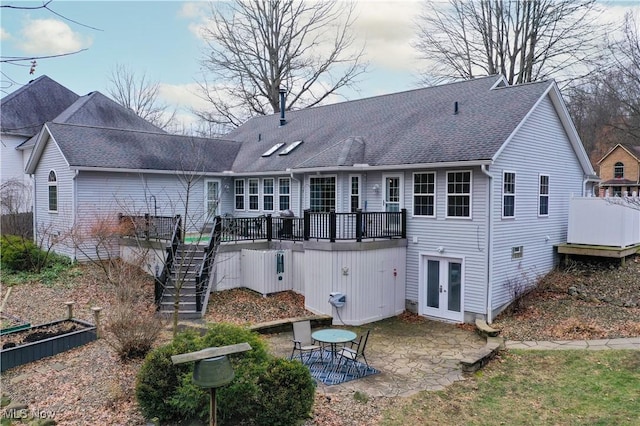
[1,213,33,238]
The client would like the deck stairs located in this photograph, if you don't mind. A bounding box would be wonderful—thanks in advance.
[159,243,206,320]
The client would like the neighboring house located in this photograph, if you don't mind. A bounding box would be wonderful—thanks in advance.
[596,143,640,197]
[1,76,79,212]
[26,75,598,325]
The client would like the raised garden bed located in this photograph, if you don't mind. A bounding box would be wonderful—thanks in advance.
[1,319,96,372]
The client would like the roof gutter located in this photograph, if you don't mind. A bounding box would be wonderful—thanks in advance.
[288,159,493,174]
[480,164,495,324]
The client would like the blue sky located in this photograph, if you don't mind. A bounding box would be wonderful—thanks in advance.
[2,1,639,129]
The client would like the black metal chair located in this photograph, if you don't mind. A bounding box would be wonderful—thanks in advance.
[336,329,370,377]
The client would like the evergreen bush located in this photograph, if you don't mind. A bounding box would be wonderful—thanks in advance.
[135,324,315,425]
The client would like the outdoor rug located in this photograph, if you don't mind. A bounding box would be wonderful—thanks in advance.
[299,350,380,386]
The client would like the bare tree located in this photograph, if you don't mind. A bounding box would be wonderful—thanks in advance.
[195,0,368,128]
[602,11,640,142]
[107,64,177,131]
[414,0,606,86]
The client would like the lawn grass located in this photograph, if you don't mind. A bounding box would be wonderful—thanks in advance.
[382,350,640,426]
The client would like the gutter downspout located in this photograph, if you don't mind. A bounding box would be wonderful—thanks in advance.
[481,164,494,323]
[31,174,37,243]
[72,170,79,262]
[289,170,302,216]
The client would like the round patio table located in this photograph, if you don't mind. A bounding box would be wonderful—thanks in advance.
[311,329,357,362]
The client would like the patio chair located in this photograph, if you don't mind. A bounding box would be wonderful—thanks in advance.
[290,320,322,364]
[336,329,370,377]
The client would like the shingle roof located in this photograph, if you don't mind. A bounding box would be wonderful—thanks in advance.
[621,144,640,161]
[0,75,79,137]
[18,90,167,150]
[45,123,241,173]
[227,75,553,172]
[52,91,165,133]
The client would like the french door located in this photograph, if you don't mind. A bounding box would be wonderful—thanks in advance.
[383,174,402,231]
[204,179,221,219]
[421,256,464,322]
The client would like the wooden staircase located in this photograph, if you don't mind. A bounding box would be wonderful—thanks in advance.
[159,243,206,320]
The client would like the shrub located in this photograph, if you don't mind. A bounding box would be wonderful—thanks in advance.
[253,357,315,426]
[0,235,69,274]
[0,235,45,272]
[106,303,164,360]
[135,324,316,425]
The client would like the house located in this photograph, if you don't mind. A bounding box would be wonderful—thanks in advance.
[25,75,597,325]
[1,76,79,212]
[597,143,640,197]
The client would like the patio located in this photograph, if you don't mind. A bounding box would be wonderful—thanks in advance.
[264,315,487,397]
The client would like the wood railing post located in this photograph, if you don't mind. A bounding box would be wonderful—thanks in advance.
[266,214,273,241]
[65,301,75,319]
[355,209,363,242]
[303,209,310,241]
[329,210,336,242]
[401,209,407,239]
[92,307,102,338]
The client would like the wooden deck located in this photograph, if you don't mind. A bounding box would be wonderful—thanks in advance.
[556,243,640,266]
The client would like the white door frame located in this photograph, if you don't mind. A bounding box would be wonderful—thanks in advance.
[418,253,465,322]
[381,173,403,212]
[204,178,222,219]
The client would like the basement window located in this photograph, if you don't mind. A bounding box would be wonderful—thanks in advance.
[279,140,303,155]
[262,143,285,157]
[511,246,523,260]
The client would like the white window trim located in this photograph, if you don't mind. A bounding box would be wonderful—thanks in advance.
[538,174,550,217]
[446,170,472,219]
[262,178,275,212]
[248,178,260,211]
[349,174,362,212]
[412,171,436,218]
[47,169,58,213]
[234,179,245,211]
[502,171,516,219]
[278,177,291,212]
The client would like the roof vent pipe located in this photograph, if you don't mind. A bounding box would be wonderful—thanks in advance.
[279,88,287,126]
[454,101,459,115]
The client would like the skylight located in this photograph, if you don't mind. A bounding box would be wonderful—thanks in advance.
[262,142,285,157]
[279,140,303,155]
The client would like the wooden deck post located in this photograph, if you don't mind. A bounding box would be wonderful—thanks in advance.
[65,301,75,319]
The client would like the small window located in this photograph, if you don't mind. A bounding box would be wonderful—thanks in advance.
[350,175,361,212]
[263,179,274,211]
[414,172,435,217]
[614,162,624,179]
[48,170,58,212]
[539,175,549,216]
[502,172,516,218]
[512,246,523,259]
[262,143,285,157]
[279,140,303,155]
[248,178,259,211]
[446,171,471,218]
[279,178,290,211]
[234,179,245,210]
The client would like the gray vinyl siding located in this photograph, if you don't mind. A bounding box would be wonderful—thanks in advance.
[404,167,490,315]
[76,172,207,235]
[32,134,75,258]
[490,95,585,311]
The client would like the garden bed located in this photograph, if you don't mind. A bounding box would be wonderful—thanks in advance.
[1,318,96,372]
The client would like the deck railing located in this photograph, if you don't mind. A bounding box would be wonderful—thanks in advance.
[218,209,406,243]
[118,213,178,240]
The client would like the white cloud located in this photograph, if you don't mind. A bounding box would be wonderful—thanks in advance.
[352,1,422,71]
[19,18,92,55]
[0,27,10,41]
[179,2,209,19]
